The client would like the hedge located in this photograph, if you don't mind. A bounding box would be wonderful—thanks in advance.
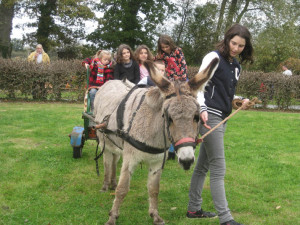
[0,58,86,101]
[0,59,299,109]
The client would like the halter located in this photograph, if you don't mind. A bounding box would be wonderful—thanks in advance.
[163,102,200,153]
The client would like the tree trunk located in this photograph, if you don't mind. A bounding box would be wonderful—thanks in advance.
[225,0,238,31]
[36,0,57,52]
[214,0,227,43]
[0,0,15,58]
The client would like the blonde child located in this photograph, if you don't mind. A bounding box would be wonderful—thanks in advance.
[83,50,114,111]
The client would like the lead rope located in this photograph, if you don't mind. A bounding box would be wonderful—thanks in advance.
[198,98,259,143]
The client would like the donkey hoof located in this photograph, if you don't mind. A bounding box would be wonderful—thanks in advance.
[153,218,165,225]
[105,219,116,225]
[100,188,108,193]
[100,185,109,192]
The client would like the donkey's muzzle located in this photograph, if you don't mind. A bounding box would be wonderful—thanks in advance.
[179,158,194,170]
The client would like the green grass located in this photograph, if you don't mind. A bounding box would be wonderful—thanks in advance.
[0,102,299,225]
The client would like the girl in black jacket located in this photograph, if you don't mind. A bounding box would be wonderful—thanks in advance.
[187,24,254,225]
[114,44,140,84]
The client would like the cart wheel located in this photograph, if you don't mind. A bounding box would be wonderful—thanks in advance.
[73,146,83,158]
[73,136,85,159]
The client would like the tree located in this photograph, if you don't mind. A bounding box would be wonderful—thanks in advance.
[21,0,95,52]
[172,0,195,44]
[0,0,16,58]
[88,0,175,50]
[178,3,218,65]
[250,22,300,72]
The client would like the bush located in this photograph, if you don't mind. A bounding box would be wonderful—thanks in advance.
[1,61,299,109]
[0,58,86,101]
[237,71,300,109]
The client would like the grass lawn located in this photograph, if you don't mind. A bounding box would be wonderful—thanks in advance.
[0,102,299,225]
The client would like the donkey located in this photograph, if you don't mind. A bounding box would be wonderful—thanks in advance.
[93,58,219,225]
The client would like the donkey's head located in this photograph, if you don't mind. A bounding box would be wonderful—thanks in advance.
[149,58,219,170]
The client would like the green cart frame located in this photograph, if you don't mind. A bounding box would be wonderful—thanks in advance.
[69,68,97,158]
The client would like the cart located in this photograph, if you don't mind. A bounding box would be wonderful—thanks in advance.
[69,68,98,158]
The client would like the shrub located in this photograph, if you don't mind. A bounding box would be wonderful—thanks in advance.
[0,58,86,101]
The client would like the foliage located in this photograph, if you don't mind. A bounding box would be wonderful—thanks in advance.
[0,58,86,101]
[176,3,218,66]
[249,23,300,72]
[20,0,95,52]
[87,0,175,50]
[236,70,300,109]
[0,103,299,224]
[280,57,300,75]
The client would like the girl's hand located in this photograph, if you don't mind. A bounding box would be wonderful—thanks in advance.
[241,98,250,110]
[85,63,89,69]
[200,111,211,129]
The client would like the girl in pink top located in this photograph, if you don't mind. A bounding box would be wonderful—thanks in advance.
[134,45,154,80]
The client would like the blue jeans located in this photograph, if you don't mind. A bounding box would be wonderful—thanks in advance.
[89,88,98,111]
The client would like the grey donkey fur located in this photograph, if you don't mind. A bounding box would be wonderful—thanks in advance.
[93,58,219,225]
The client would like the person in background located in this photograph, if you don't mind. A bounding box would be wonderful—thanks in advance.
[282,65,292,76]
[27,44,50,64]
[134,44,154,80]
[155,34,187,81]
[27,44,50,99]
[187,24,254,225]
[82,50,114,112]
[114,44,140,84]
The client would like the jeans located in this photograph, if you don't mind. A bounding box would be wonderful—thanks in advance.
[89,88,98,111]
[188,113,233,223]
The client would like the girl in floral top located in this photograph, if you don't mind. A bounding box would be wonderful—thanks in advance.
[155,34,187,81]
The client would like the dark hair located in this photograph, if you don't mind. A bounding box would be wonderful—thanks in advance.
[216,24,254,64]
[134,45,154,64]
[157,34,177,55]
[116,44,135,64]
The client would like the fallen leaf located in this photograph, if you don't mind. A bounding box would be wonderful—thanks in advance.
[276,206,281,210]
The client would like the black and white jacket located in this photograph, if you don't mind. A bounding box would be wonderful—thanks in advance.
[197,51,242,119]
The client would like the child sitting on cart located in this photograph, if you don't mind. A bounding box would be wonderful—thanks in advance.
[82,50,114,112]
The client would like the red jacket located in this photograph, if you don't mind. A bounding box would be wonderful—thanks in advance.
[82,57,114,87]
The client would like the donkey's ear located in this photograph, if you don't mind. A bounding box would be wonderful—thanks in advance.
[187,57,219,96]
[148,62,173,95]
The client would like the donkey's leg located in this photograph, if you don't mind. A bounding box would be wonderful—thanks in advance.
[148,162,165,225]
[106,149,138,225]
[110,153,120,190]
[101,150,113,192]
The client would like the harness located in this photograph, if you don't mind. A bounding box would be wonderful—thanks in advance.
[94,85,201,172]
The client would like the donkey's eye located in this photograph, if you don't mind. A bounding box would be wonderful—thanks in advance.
[168,117,173,123]
[193,114,200,122]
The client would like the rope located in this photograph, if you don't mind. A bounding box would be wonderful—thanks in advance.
[198,97,260,142]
